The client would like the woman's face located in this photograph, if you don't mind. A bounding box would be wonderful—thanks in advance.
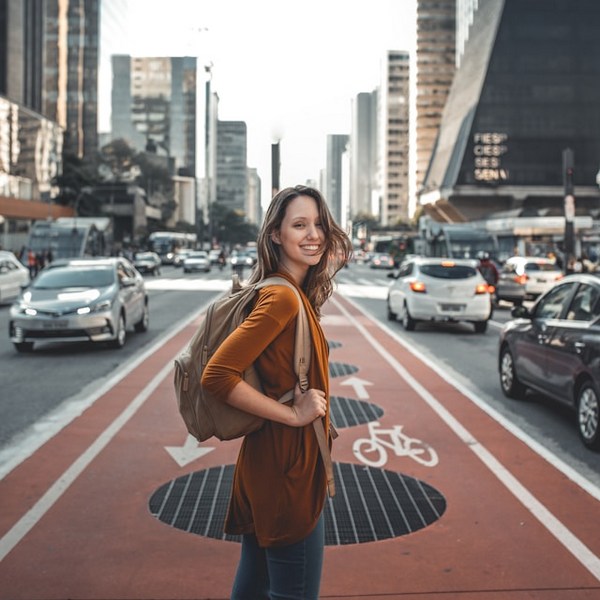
[272,195,326,281]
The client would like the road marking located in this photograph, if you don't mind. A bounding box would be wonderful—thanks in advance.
[0,297,217,480]
[335,283,388,299]
[144,278,231,291]
[340,376,373,399]
[0,359,174,562]
[165,434,215,467]
[332,294,600,582]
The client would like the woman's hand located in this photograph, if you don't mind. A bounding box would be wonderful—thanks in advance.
[289,383,327,427]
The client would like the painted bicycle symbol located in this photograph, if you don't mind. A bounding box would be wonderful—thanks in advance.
[352,421,439,468]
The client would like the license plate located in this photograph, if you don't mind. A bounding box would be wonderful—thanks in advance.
[536,278,546,283]
[42,320,68,329]
[440,304,464,312]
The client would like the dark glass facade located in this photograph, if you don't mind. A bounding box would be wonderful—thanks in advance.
[459,0,600,190]
[422,0,600,219]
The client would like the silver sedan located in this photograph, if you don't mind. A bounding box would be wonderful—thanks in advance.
[9,257,149,352]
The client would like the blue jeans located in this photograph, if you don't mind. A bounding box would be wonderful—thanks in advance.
[231,514,324,600]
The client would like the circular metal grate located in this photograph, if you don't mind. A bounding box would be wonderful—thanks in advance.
[329,396,383,429]
[149,462,445,545]
[329,361,358,378]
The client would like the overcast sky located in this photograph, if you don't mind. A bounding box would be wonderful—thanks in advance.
[99,0,417,206]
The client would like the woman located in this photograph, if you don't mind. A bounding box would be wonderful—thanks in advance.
[201,185,351,599]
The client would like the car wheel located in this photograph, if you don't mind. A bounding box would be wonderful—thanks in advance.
[499,345,526,399]
[387,300,397,321]
[577,380,600,451]
[109,313,126,349]
[183,268,189,273]
[134,302,149,333]
[14,342,34,353]
[402,303,416,331]
[474,320,488,333]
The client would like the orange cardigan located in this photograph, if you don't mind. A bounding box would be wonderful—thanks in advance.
[201,272,331,547]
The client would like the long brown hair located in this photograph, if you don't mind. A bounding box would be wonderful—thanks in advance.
[247,185,352,316]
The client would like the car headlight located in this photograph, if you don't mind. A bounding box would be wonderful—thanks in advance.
[85,299,113,314]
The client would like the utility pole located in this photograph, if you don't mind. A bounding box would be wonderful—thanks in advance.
[271,141,280,198]
[563,148,575,274]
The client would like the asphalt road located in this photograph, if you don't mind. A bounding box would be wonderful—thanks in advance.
[0,261,597,488]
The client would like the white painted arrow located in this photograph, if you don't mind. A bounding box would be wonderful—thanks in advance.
[340,376,373,400]
[165,434,214,467]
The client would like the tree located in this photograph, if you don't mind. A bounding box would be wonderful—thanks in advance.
[210,204,259,246]
[53,152,101,207]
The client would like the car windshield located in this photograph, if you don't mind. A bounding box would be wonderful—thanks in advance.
[189,252,207,258]
[420,264,477,279]
[32,266,115,289]
[525,262,559,272]
[136,253,154,260]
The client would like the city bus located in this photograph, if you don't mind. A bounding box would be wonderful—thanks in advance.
[419,221,498,260]
[148,231,197,264]
[26,217,113,260]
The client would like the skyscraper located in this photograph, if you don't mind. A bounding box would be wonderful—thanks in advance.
[0,0,99,159]
[216,120,247,215]
[325,134,349,225]
[110,55,198,176]
[416,0,456,193]
[380,50,410,226]
[420,0,600,223]
[349,91,378,221]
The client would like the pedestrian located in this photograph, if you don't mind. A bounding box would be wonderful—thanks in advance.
[201,185,352,600]
[27,249,37,277]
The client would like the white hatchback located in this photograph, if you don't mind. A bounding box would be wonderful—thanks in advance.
[0,251,30,304]
[386,257,493,333]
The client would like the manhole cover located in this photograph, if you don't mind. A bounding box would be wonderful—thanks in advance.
[149,463,445,545]
[330,396,383,428]
[329,362,358,377]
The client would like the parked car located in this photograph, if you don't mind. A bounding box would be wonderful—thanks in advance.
[498,273,600,450]
[0,251,30,304]
[182,251,211,273]
[133,251,162,275]
[9,257,149,352]
[370,252,395,270]
[496,256,563,305]
[387,257,493,333]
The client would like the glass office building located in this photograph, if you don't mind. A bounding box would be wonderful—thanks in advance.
[420,0,600,221]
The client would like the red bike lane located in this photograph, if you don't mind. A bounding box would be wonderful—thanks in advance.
[0,292,599,599]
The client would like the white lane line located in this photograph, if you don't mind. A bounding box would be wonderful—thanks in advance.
[331,295,600,581]
[0,297,215,480]
[0,359,173,562]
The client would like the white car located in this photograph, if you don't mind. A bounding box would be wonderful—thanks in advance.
[386,257,493,333]
[0,251,30,304]
[183,251,211,273]
[496,256,563,304]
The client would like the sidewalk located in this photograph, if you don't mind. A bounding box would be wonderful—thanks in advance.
[0,292,599,599]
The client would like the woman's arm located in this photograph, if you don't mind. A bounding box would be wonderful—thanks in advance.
[226,380,326,427]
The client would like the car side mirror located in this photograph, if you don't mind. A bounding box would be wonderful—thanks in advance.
[120,277,136,288]
[387,271,398,279]
[511,305,530,319]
